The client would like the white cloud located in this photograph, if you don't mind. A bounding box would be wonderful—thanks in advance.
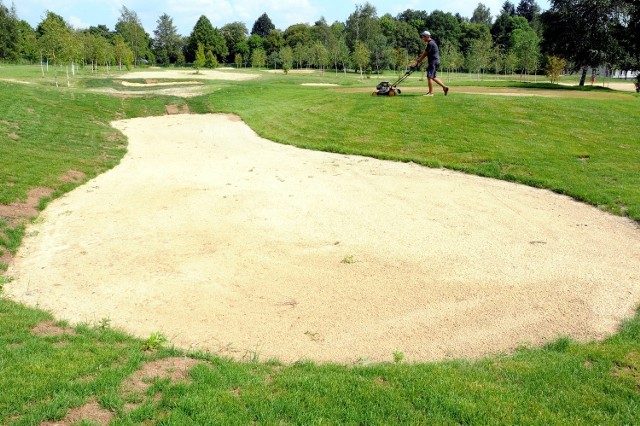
[68,15,90,29]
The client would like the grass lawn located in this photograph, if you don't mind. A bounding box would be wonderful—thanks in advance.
[1,65,639,424]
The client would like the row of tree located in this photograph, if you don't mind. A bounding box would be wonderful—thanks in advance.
[0,0,638,85]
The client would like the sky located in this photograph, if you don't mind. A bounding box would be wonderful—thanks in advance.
[13,0,551,36]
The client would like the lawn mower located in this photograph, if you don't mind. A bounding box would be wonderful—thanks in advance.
[372,67,416,96]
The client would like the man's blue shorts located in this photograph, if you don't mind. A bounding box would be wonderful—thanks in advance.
[427,62,440,79]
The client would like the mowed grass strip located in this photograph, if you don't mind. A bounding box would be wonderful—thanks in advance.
[0,66,639,424]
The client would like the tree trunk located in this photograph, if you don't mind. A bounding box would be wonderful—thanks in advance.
[579,66,587,86]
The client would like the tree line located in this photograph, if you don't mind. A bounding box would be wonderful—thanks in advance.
[0,0,638,85]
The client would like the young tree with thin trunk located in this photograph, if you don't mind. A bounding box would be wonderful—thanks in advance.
[194,43,205,73]
[280,46,293,74]
[353,39,370,80]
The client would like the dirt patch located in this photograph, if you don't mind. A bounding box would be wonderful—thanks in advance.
[166,104,190,115]
[122,357,201,397]
[40,400,114,426]
[0,187,54,225]
[59,170,86,184]
[121,357,202,411]
[31,320,76,337]
[7,114,640,364]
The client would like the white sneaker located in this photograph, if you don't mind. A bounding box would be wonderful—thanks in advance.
[423,92,433,97]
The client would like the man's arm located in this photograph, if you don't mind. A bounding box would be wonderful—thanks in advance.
[413,51,427,68]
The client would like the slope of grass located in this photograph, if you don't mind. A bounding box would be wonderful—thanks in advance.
[1,299,639,425]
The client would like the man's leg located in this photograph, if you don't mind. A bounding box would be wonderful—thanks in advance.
[433,77,446,89]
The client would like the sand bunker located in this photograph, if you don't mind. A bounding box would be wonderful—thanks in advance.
[118,69,260,81]
[7,114,640,364]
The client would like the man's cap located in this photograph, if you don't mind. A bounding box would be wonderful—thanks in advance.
[420,31,431,37]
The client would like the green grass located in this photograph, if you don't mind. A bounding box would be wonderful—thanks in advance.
[1,299,639,424]
[1,65,639,423]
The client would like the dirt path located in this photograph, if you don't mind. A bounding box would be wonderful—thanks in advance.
[7,113,640,364]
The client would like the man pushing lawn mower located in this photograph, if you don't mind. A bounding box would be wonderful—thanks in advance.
[413,31,449,97]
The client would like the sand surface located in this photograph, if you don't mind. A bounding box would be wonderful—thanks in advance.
[7,113,640,364]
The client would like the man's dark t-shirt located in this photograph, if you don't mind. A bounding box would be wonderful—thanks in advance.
[425,39,440,63]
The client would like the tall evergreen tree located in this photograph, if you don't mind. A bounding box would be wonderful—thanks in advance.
[516,0,541,23]
[501,1,517,16]
[186,15,227,63]
[153,13,182,65]
[251,13,275,38]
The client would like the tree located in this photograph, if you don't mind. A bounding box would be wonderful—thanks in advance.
[115,6,148,66]
[113,35,133,70]
[501,1,517,16]
[205,49,218,68]
[84,33,112,71]
[545,55,567,83]
[194,42,205,73]
[397,9,430,33]
[252,13,275,38]
[616,0,640,70]
[492,14,530,50]
[186,16,227,64]
[345,2,380,51]
[293,42,309,69]
[221,22,248,63]
[425,10,463,53]
[312,17,333,47]
[330,38,350,75]
[441,40,464,74]
[541,0,621,85]
[251,47,266,68]
[459,22,492,57]
[234,53,243,68]
[353,39,370,79]
[0,0,19,61]
[36,11,74,85]
[264,29,284,56]
[283,23,311,48]
[311,41,329,73]
[153,13,182,66]
[471,3,493,26]
[465,34,493,78]
[234,40,249,67]
[516,0,541,24]
[511,26,540,77]
[16,20,38,63]
[280,45,293,73]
